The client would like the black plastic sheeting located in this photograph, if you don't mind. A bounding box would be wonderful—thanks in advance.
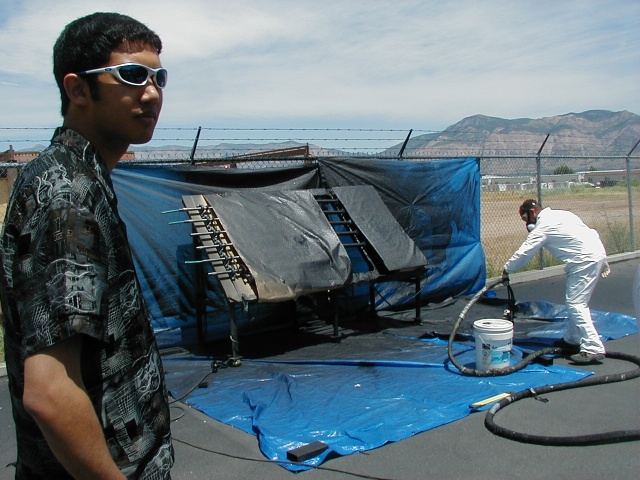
[111,157,485,346]
[199,189,353,301]
[332,185,427,274]
[195,184,428,302]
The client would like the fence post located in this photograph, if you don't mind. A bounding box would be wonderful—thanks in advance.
[536,134,550,269]
[189,126,202,166]
[626,138,640,251]
[398,129,413,160]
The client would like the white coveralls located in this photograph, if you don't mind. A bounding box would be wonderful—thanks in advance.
[503,207,607,354]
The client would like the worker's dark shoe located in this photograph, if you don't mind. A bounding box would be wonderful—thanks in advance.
[569,352,605,364]
[552,339,580,354]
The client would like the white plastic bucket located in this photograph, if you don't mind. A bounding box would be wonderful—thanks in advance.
[473,319,513,371]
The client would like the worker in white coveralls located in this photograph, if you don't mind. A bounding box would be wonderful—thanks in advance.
[502,199,610,365]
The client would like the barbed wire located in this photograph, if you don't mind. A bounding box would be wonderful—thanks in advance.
[1,126,636,141]
[2,126,639,158]
[0,127,432,132]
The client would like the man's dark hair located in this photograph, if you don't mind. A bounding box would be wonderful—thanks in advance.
[53,12,163,116]
[519,199,541,216]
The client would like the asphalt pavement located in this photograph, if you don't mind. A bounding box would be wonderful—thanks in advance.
[1,254,638,480]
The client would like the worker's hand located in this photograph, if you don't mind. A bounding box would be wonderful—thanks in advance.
[601,261,610,278]
[501,269,509,282]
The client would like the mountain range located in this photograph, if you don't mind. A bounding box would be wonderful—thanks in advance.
[389,110,640,159]
[145,110,640,163]
[17,110,640,173]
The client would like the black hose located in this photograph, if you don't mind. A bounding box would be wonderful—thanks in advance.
[485,350,640,445]
[447,277,565,377]
[448,278,640,445]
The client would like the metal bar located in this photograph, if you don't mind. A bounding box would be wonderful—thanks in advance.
[228,306,241,365]
[205,241,235,248]
[189,126,202,165]
[190,231,227,237]
[536,134,550,270]
[208,270,235,277]
[195,244,236,251]
[398,129,413,159]
[169,218,216,225]
[161,206,208,214]
[414,277,422,325]
[185,256,240,265]
[625,138,640,250]
[328,220,353,225]
[193,232,206,345]
[330,292,340,339]
[536,133,549,206]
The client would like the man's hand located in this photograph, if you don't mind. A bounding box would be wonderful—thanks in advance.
[502,269,510,282]
[601,261,611,278]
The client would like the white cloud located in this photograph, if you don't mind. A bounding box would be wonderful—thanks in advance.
[1,0,639,145]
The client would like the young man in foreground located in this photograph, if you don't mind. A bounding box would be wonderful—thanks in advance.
[0,12,174,479]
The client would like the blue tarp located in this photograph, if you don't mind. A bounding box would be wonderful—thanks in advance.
[318,157,485,306]
[112,164,321,344]
[112,157,485,345]
[513,301,639,346]
[163,307,637,472]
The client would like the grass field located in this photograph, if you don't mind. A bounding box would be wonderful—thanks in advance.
[481,185,640,276]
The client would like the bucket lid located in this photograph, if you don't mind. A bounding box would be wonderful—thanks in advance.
[473,319,513,332]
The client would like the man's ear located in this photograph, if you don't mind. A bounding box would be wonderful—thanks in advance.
[63,73,90,107]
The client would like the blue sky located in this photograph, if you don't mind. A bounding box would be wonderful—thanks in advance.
[1,0,639,150]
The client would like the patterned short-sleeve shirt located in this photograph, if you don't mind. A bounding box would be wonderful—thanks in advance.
[0,128,174,479]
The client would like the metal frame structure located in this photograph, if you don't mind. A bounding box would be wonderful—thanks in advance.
[175,187,427,365]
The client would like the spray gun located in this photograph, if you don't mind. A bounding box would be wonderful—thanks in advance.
[501,274,516,322]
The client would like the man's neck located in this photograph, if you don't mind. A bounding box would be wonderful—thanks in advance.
[62,119,127,171]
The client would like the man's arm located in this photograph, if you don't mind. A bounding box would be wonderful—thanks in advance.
[23,335,126,480]
[503,229,547,274]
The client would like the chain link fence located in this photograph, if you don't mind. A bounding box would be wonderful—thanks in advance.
[477,155,639,276]
[2,143,639,279]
